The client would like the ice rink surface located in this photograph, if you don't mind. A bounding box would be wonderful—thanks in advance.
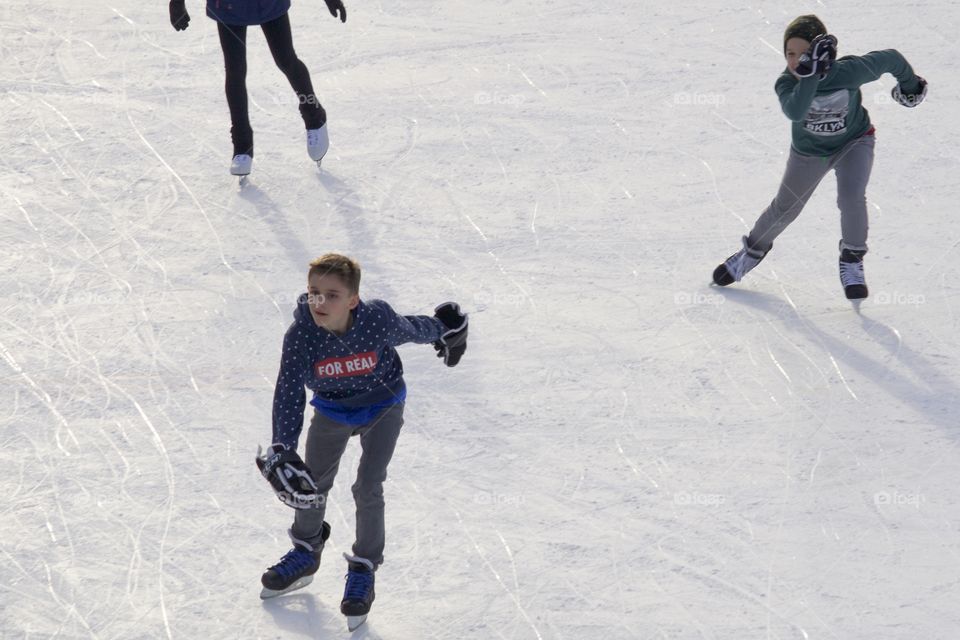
[2,0,959,637]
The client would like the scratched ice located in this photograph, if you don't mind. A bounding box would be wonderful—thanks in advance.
[2,1,958,638]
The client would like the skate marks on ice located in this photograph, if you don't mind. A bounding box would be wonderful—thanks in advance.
[716,287,959,435]
[449,508,545,640]
[235,180,314,273]
[660,284,960,636]
[312,171,406,301]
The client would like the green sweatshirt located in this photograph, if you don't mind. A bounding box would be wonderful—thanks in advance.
[776,49,920,157]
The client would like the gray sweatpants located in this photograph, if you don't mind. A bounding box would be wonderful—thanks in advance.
[291,402,404,569]
[747,133,875,254]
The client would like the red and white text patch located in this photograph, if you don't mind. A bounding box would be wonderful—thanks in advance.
[314,352,378,378]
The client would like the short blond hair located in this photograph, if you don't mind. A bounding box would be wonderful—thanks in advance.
[308,253,361,294]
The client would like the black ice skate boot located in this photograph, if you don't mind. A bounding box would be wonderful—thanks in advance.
[839,244,868,300]
[341,553,375,630]
[713,236,769,286]
[260,522,331,599]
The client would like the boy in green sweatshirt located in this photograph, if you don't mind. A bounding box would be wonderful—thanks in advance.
[712,15,928,300]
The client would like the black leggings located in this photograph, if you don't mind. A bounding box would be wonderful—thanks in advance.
[217,13,325,156]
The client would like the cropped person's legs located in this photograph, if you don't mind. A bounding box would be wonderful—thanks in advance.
[747,149,833,253]
[261,13,326,129]
[217,22,254,156]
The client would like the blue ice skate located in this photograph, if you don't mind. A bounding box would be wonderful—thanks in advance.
[260,522,330,599]
[341,553,376,631]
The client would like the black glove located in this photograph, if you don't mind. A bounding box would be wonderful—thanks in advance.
[892,76,927,108]
[169,0,190,31]
[255,444,323,509]
[795,34,837,79]
[324,0,347,23]
[433,302,468,367]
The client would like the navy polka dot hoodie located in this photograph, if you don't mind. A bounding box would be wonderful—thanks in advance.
[272,294,445,448]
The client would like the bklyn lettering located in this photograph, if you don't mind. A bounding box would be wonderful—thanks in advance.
[805,120,846,135]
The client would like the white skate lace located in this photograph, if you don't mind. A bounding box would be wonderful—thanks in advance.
[307,130,324,145]
[839,260,865,287]
[725,247,764,282]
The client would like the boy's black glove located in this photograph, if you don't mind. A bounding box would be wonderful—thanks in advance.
[169,0,190,31]
[433,302,468,367]
[324,0,347,23]
[795,34,837,78]
[255,444,323,509]
[892,76,927,108]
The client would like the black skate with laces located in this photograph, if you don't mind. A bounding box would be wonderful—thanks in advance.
[713,236,769,286]
[839,246,868,300]
[260,522,331,599]
[341,553,376,631]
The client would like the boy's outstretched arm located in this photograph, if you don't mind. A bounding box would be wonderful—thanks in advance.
[832,49,923,94]
[378,300,469,366]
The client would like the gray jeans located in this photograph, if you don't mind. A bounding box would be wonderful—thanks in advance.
[747,133,875,254]
[291,402,404,568]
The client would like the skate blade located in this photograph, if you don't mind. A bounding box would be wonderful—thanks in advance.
[346,614,367,632]
[259,575,314,599]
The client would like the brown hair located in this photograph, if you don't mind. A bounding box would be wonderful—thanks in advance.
[308,253,361,294]
[783,15,827,52]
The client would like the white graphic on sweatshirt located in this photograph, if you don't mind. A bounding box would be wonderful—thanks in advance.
[314,352,378,378]
[804,90,850,136]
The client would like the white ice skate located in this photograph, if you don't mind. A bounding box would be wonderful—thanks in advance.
[230,154,252,184]
[306,125,329,167]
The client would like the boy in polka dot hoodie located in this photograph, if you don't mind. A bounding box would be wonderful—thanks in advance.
[256,253,467,615]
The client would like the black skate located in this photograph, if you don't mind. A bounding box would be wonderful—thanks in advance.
[713,236,768,286]
[839,246,868,300]
[341,554,375,631]
[259,522,330,599]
